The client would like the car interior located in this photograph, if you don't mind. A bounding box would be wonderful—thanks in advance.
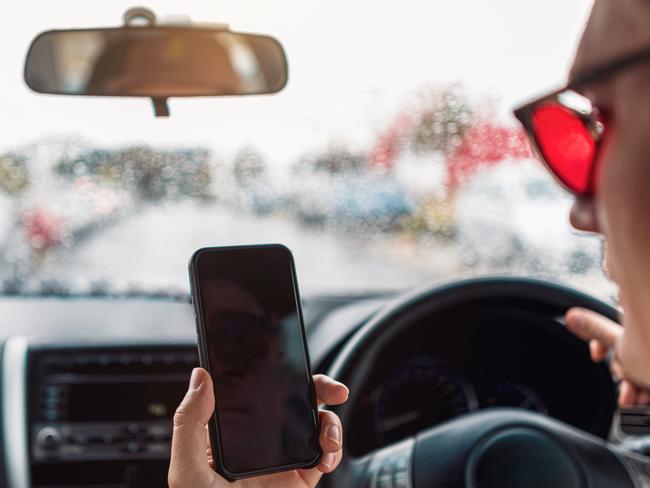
[3,3,650,488]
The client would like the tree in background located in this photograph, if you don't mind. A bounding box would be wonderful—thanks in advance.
[295,145,366,176]
[0,153,29,196]
[56,146,212,202]
[409,85,473,156]
[367,85,532,239]
[367,85,473,170]
[446,119,532,192]
[232,147,267,186]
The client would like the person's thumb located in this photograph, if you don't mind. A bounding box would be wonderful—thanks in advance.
[169,368,215,487]
[565,307,622,349]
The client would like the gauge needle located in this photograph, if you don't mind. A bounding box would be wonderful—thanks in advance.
[379,410,421,432]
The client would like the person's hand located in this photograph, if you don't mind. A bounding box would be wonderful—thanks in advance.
[565,307,650,407]
[168,368,349,488]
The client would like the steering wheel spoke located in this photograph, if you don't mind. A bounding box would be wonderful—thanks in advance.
[363,437,414,488]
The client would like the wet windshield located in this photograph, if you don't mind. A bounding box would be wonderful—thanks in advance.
[0,0,610,298]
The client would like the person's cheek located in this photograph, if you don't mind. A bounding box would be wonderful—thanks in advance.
[600,239,619,285]
[597,79,650,384]
[592,124,627,284]
[599,117,650,292]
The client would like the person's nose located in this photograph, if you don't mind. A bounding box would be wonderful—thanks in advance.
[569,197,600,233]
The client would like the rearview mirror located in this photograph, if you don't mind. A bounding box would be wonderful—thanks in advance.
[24,9,288,116]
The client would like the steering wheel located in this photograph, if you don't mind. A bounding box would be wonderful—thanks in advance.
[324,277,643,488]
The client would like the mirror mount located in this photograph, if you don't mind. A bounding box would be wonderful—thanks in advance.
[123,7,157,27]
[120,8,229,117]
[123,8,170,116]
[152,97,170,117]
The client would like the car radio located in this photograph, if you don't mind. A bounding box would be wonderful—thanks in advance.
[29,346,197,464]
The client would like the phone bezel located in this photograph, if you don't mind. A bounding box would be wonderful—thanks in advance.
[188,243,322,481]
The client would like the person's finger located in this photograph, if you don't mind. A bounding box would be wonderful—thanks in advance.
[565,308,622,348]
[299,411,345,484]
[314,374,349,406]
[637,389,650,405]
[169,368,215,487]
[611,359,625,381]
[619,380,637,407]
[205,426,215,469]
[317,447,343,474]
[589,339,609,362]
[318,410,343,453]
[297,469,323,487]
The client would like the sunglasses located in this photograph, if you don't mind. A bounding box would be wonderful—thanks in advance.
[514,45,650,196]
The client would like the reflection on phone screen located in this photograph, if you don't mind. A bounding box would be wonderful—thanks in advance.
[196,246,320,474]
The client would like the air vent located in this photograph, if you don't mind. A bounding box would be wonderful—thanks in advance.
[33,348,198,377]
[620,407,650,435]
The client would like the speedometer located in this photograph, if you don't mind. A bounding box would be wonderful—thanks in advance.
[374,357,478,444]
[486,382,548,414]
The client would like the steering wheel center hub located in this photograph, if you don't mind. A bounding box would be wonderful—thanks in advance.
[467,427,582,488]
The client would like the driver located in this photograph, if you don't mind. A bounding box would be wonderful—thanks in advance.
[168,0,650,485]
[514,0,650,408]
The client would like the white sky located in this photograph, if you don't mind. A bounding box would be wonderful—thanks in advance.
[1,0,593,163]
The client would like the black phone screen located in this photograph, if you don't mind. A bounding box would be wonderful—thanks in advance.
[192,245,320,475]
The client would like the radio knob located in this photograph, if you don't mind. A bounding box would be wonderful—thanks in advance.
[36,427,63,451]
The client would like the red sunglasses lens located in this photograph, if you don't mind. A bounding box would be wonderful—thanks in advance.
[531,102,596,195]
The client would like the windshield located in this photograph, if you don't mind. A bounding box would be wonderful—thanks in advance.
[1,0,611,299]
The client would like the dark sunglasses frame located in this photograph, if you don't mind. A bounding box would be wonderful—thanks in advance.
[513,45,650,195]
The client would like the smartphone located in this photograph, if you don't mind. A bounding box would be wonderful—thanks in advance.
[188,244,322,481]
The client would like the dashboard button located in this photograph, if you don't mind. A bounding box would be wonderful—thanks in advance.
[124,441,143,453]
[376,464,393,488]
[146,442,169,454]
[394,472,409,488]
[394,455,408,472]
[377,475,393,488]
[70,432,89,445]
[37,426,63,451]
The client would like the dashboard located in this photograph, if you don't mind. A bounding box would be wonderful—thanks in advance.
[0,280,640,488]
[0,294,384,488]
[25,343,196,487]
[344,307,616,456]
